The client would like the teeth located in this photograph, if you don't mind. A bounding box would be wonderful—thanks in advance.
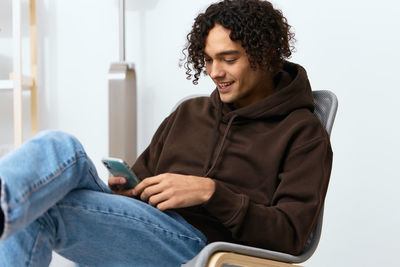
[219,81,233,88]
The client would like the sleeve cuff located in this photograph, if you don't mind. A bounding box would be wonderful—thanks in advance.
[202,180,249,227]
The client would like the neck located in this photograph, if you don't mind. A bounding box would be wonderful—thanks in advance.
[234,71,275,108]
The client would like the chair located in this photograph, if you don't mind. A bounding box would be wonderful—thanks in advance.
[182,90,338,267]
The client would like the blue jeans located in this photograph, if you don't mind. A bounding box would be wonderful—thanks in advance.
[0,131,207,267]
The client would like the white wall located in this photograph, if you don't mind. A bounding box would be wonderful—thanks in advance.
[1,0,399,266]
[278,1,400,266]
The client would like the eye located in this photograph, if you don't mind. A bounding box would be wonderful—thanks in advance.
[224,58,237,64]
[204,57,212,63]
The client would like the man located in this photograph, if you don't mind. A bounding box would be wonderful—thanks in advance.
[0,0,332,266]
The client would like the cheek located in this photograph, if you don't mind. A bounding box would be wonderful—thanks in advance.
[230,64,252,84]
[205,63,211,74]
[242,69,261,86]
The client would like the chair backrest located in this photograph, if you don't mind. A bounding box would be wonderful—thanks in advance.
[312,90,338,136]
[298,90,338,262]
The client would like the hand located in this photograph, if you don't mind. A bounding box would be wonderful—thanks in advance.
[108,176,134,197]
[132,173,215,211]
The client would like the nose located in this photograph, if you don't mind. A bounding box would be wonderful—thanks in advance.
[208,61,225,79]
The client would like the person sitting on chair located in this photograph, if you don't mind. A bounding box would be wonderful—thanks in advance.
[0,0,332,266]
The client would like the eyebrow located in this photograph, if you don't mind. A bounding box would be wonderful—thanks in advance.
[205,50,241,58]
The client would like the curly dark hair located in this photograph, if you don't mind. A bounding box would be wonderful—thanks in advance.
[182,0,295,84]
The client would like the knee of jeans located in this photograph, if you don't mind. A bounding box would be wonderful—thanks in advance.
[35,130,85,155]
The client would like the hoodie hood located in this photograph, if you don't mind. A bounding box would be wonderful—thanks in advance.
[204,61,315,177]
[210,61,315,123]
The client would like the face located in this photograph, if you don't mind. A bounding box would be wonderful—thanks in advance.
[204,24,273,107]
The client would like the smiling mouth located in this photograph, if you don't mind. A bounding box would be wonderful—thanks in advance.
[218,81,234,88]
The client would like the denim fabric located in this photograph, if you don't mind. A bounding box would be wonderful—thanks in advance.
[0,131,207,267]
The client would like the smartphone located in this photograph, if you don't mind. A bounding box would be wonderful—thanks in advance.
[101,157,140,189]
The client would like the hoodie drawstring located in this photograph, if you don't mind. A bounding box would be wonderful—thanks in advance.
[205,114,238,177]
[202,103,222,176]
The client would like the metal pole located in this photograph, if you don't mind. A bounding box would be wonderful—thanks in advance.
[119,0,125,62]
[12,0,23,146]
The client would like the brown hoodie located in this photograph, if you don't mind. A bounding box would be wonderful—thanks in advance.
[132,61,333,255]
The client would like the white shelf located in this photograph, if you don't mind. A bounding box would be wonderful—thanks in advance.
[0,78,33,91]
[0,80,14,90]
[6,0,38,146]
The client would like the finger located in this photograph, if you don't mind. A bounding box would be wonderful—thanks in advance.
[133,175,162,196]
[156,201,169,211]
[156,198,179,211]
[108,176,126,191]
[108,176,126,186]
[147,190,170,207]
[140,183,166,202]
[113,188,135,197]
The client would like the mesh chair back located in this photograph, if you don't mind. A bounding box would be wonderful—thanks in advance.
[297,90,338,261]
[312,90,338,135]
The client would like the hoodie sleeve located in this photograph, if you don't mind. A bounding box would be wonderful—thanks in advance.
[202,136,332,255]
[131,110,177,179]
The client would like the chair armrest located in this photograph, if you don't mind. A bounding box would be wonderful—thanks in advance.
[207,252,299,267]
[181,241,306,267]
[182,207,324,267]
